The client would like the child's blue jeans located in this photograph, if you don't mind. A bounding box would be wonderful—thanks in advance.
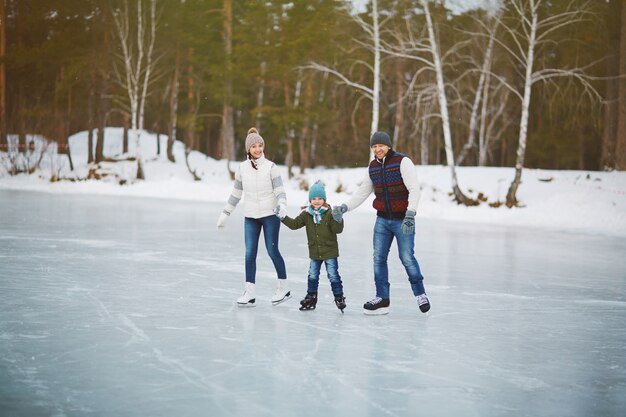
[307,258,343,295]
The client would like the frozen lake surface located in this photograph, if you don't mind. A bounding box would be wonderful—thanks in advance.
[1,189,625,417]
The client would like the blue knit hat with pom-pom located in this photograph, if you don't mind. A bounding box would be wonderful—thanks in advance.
[308,180,327,201]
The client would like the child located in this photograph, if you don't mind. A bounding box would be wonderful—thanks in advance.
[276,180,346,312]
[217,127,291,307]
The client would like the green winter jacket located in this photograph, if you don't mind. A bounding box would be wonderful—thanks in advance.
[281,206,344,260]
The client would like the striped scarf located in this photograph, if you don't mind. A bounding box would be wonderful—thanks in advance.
[307,205,328,224]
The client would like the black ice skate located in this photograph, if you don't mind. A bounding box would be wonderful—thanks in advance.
[363,297,390,315]
[334,294,346,313]
[416,294,431,313]
[299,292,317,311]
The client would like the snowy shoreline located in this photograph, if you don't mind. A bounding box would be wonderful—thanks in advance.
[1,128,625,238]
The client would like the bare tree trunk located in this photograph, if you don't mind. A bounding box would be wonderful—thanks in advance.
[615,0,626,170]
[65,84,74,171]
[96,112,105,163]
[186,48,196,151]
[87,129,94,163]
[420,123,429,165]
[0,0,6,147]
[283,77,296,179]
[95,71,108,163]
[221,0,235,179]
[477,69,492,166]
[87,70,96,164]
[155,126,161,155]
[256,60,267,130]
[370,0,380,141]
[95,30,111,163]
[18,82,25,154]
[122,113,129,155]
[167,46,180,162]
[310,72,328,169]
[184,48,200,180]
[393,59,405,150]
[55,68,73,172]
[417,99,430,165]
[601,0,621,169]
[299,75,313,174]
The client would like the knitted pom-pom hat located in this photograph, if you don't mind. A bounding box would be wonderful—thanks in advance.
[245,127,265,153]
[308,180,327,202]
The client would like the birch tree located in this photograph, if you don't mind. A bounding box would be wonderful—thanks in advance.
[456,12,499,166]
[496,0,600,206]
[420,0,476,205]
[385,1,475,204]
[112,0,159,180]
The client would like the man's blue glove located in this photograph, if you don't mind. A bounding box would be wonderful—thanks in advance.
[401,210,416,235]
[332,204,348,223]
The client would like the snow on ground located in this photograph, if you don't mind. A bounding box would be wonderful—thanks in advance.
[1,128,625,238]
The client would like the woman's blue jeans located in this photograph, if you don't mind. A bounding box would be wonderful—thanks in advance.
[372,216,425,299]
[307,258,343,295]
[244,216,286,283]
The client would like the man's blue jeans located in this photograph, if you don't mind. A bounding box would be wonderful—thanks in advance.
[307,258,343,295]
[244,216,286,283]
[373,216,425,299]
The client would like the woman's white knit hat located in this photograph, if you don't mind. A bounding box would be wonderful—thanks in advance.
[245,127,264,153]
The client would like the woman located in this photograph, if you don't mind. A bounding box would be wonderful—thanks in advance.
[217,127,291,307]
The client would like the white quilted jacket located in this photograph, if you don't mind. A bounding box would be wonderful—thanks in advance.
[222,155,287,219]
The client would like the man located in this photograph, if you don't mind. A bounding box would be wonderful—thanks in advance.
[332,131,430,315]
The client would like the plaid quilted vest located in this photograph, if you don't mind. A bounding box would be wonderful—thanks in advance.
[368,150,409,219]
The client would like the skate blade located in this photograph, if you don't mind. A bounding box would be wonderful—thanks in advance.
[236,300,256,308]
[363,307,389,315]
[271,293,291,306]
[299,306,316,311]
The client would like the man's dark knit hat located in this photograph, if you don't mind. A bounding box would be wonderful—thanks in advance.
[370,131,392,148]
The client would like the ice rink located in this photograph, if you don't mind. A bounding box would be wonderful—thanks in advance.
[1,189,625,416]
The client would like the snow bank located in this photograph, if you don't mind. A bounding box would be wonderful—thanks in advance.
[1,128,625,238]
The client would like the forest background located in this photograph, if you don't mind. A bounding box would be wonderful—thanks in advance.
[1,0,625,200]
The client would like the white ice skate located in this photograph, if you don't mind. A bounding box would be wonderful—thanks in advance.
[236,282,256,307]
[271,280,291,305]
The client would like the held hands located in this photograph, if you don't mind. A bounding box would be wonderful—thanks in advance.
[216,212,229,230]
[332,204,348,223]
[274,204,287,220]
[401,210,416,235]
